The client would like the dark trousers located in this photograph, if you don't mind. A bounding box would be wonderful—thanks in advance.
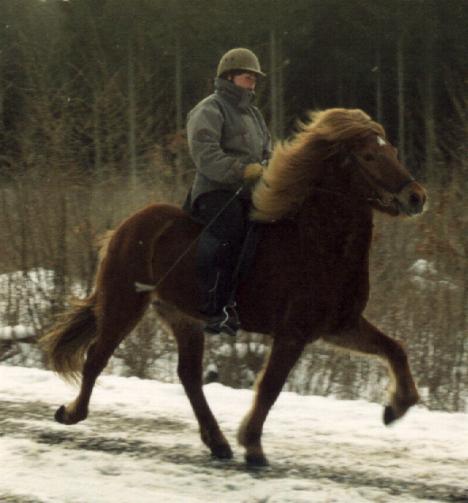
[191,191,251,315]
[193,191,250,249]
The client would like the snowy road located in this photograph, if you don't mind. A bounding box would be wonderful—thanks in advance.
[1,366,467,503]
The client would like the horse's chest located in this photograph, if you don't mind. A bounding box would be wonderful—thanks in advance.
[296,222,371,311]
[302,219,371,266]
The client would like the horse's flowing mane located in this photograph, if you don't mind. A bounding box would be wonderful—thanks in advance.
[251,108,386,222]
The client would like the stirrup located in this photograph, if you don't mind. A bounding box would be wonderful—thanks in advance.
[205,304,240,337]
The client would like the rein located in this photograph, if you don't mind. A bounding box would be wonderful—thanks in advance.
[310,154,415,208]
[307,185,383,205]
[134,187,243,293]
[135,154,415,293]
[352,152,415,204]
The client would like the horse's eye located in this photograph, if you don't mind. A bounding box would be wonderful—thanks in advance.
[363,154,375,162]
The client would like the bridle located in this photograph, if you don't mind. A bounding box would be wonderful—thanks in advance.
[352,152,415,207]
[309,151,414,208]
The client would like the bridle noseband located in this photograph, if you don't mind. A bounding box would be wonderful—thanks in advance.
[304,153,413,208]
[350,152,415,207]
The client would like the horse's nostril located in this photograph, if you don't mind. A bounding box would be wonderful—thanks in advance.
[409,193,420,206]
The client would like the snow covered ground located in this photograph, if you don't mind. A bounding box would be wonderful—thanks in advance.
[1,366,467,503]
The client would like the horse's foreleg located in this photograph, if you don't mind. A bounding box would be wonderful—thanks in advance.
[173,318,232,460]
[238,337,305,466]
[323,316,419,425]
[56,296,149,425]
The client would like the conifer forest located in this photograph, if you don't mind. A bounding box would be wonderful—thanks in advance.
[0,0,466,411]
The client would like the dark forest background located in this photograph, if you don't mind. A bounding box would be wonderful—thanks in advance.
[0,0,466,412]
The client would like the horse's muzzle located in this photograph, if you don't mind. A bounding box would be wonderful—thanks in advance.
[396,181,427,216]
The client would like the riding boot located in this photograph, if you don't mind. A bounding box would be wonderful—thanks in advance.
[198,263,241,336]
[196,233,241,336]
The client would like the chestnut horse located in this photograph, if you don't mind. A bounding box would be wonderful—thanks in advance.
[40,108,427,466]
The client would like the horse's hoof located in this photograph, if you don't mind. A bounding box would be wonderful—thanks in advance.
[211,443,233,460]
[54,405,67,424]
[383,405,397,425]
[54,405,86,425]
[245,453,269,467]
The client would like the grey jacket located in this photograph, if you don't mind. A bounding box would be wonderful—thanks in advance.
[186,78,271,206]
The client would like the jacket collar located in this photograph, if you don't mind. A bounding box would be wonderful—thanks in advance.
[214,78,255,110]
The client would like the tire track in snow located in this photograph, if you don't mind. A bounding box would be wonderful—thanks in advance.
[1,400,467,502]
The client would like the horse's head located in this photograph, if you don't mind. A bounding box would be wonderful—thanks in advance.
[251,108,428,222]
[351,134,427,216]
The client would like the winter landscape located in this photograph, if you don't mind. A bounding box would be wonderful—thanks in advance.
[1,365,467,503]
[1,2,467,502]
[0,255,467,503]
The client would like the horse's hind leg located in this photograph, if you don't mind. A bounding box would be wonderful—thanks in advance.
[238,336,305,466]
[323,316,419,425]
[164,309,232,459]
[56,294,149,425]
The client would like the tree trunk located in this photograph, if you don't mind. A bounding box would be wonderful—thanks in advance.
[92,93,103,179]
[0,87,4,134]
[269,14,285,141]
[375,46,383,124]
[269,26,279,141]
[423,8,438,177]
[174,28,183,171]
[53,194,68,314]
[396,31,406,164]
[128,41,137,190]
[175,31,183,134]
[277,35,285,139]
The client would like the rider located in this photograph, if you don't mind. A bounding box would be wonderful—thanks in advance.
[186,48,271,336]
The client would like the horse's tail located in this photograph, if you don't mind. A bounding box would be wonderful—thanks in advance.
[39,295,98,382]
[39,230,117,382]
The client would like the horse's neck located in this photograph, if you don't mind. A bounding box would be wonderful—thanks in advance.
[303,185,372,219]
[296,195,374,257]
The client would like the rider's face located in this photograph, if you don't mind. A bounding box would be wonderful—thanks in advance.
[232,72,257,91]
